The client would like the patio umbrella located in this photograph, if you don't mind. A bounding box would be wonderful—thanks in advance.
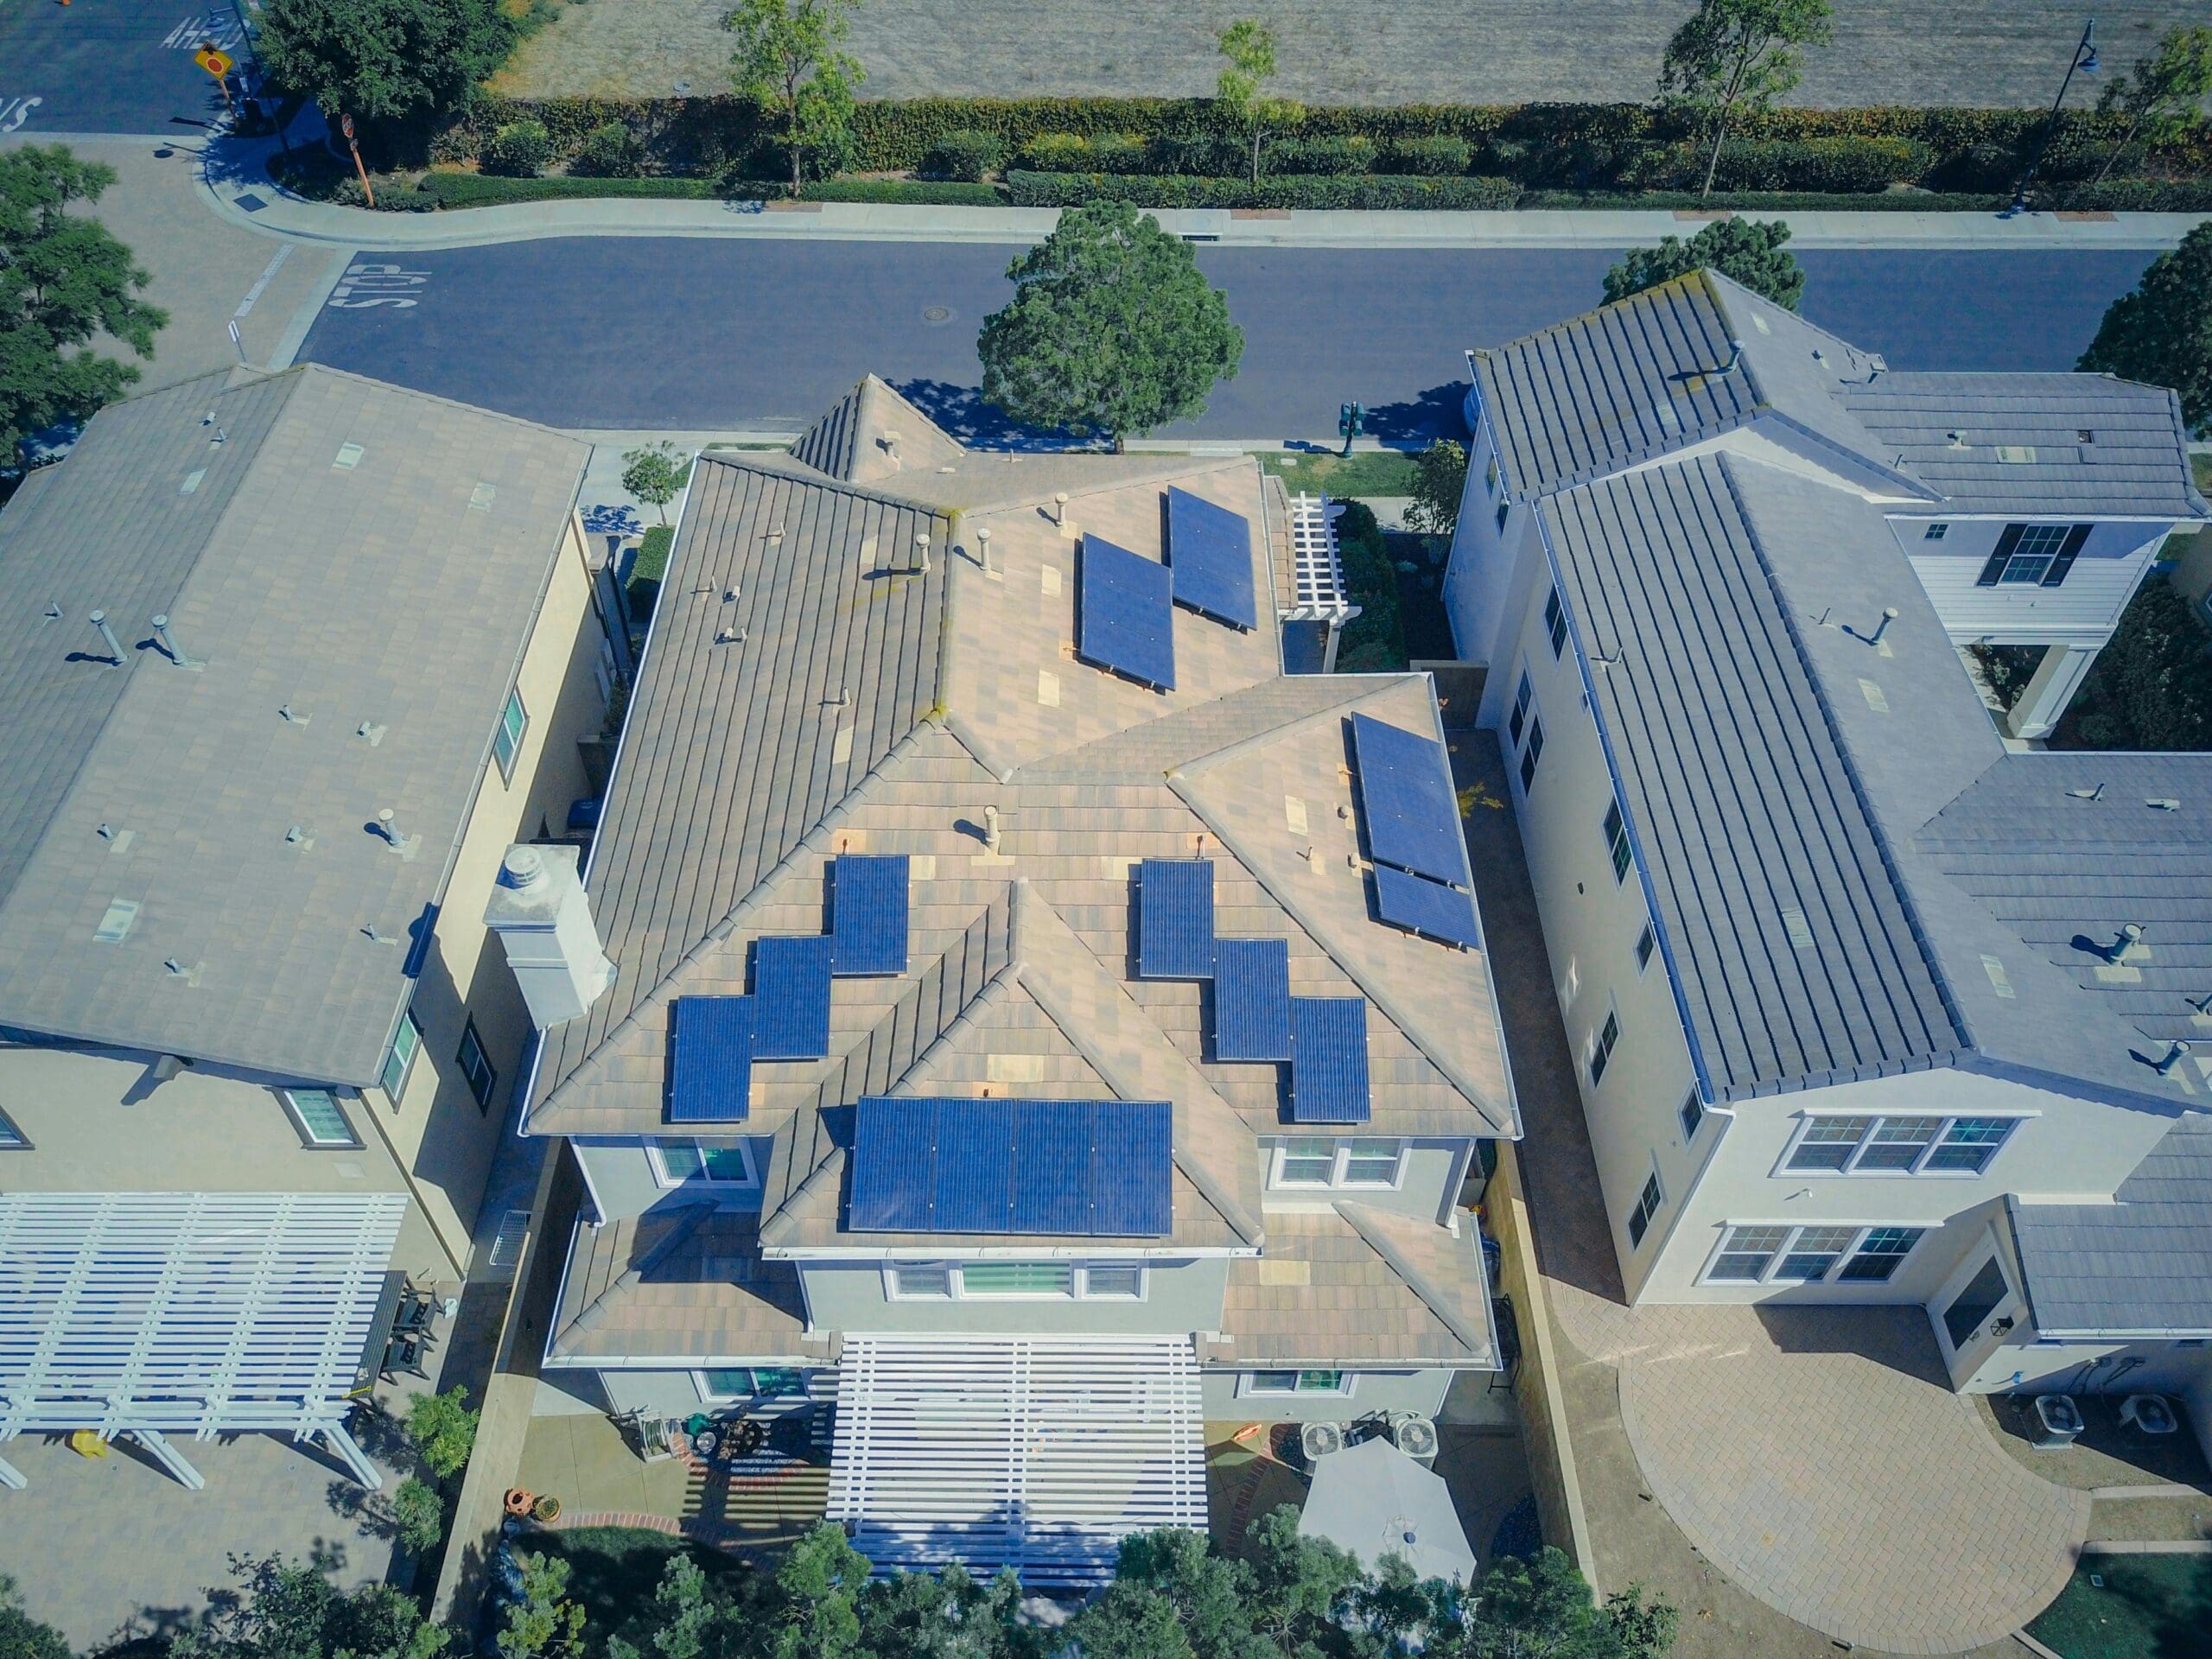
[1298,1438,1476,1585]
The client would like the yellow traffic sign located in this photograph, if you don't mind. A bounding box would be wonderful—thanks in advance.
[194,47,234,79]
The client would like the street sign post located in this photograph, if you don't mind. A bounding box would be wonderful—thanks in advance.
[194,45,235,109]
[340,113,375,209]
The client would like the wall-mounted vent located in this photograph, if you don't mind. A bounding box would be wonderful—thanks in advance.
[333,442,365,471]
[93,898,140,944]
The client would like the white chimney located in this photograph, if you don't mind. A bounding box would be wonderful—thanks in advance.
[483,844,615,1028]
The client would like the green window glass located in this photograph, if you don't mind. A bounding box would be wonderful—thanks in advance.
[1295,1370,1345,1393]
[283,1089,356,1147]
[959,1262,1073,1296]
[380,1009,422,1099]
[1280,1136,1336,1184]
[492,687,529,779]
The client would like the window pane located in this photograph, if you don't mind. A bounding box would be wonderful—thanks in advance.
[493,688,529,774]
[457,1024,495,1109]
[655,1141,705,1182]
[1084,1264,1144,1299]
[1281,1138,1335,1184]
[380,1011,420,1098]
[1295,1370,1345,1393]
[1546,589,1567,656]
[960,1262,1073,1296]
[699,1145,752,1184]
[1838,1227,1923,1282]
[700,1370,752,1397]
[1785,1117,1871,1172]
[1591,1012,1620,1084]
[1855,1116,1940,1172]
[1509,674,1531,745]
[891,1262,950,1299]
[1342,1143,1400,1185]
[1485,457,1498,497]
[1520,719,1544,789]
[1605,802,1631,881]
[1636,922,1656,971]
[1250,1372,1297,1394]
[1925,1117,2014,1173]
[751,1368,805,1397]
[1678,1092,1703,1141]
[1775,1226,1857,1282]
[0,1105,23,1147]
[1709,1225,1789,1282]
[285,1089,353,1147]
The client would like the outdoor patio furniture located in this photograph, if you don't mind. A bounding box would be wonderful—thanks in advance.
[393,1283,437,1337]
[382,1331,426,1380]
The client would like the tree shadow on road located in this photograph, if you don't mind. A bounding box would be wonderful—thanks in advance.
[1364,382,1469,444]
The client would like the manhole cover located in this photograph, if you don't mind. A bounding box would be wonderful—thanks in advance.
[922,306,952,324]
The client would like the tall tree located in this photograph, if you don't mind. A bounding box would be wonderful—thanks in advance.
[2094,25,2212,184]
[1404,438,1470,537]
[1602,217,1805,309]
[622,441,691,525]
[1446,1548,1676,1659]
[1243,1505,1369,1656]
[257,0,515,141]
[1656,0,1834,199]
[1216,20,1303,186]
[0,1576,71,1659]
[0,145,167,460]
[979,200,1244,452]
[2079,220,2212,435]
[171,1557,448,1659]
[496,1554,587,1659]
[764,1524,872,1659]
[726,0,865,198]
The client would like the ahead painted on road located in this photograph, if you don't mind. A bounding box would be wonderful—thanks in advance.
[296,238,2163,441]
[0,0,248,136]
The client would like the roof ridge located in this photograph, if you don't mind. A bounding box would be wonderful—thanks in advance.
[948,453,1252,518]
[694,448,963,520]
[1337,1201,1492,1357]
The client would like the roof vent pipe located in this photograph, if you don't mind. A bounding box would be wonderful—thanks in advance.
[1052,492,1070,526]
[87,609,124,664]
[983,804,1001,852]
[1869,607,1899,646]
[149,613,198,668]
[377,809,404,849]
[2155,1039,2192,1077]
[1721,339,1745,375]
[915,531,931,575]
[976,525,993,575]
[2102,922,2145,963]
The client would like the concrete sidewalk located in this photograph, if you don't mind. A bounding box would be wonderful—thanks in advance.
[196,132,2211,255]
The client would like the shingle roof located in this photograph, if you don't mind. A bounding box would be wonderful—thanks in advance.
[1836,372,2211,518]
[1541,454,1965,1100]
[2009,1114,2212,1338]
[1473,270,1922,502]
[0,366,588,1085]
[548,1205,815,1363]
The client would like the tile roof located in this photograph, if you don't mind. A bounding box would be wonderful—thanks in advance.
[2009,1113,2212,1338]
[547,1204,816,1363]
[1835,372,2211,519]
[0,366,588,1085]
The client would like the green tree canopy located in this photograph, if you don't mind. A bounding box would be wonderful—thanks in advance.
[1657,0,1834,198]
[622,441,692,524]
[1405,438,1469,537]
[1216,20,1304,186]
[979,200,1244,452]
[171,1557,448,1659]
[1602,217,1805,310]
[2079,220,2212,435]
[1443,1547,1677,1659]
[2095,25,2212,184]
[404,1385,480,1480]
[257,0,516,140]
[0,1576,71,1659]
[726,0,865,196]
[0,145,167,461]
[498,1554,588,1659]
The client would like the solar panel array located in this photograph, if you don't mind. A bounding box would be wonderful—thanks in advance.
[1077,535,1176,690]
[1132,858,1370,1120]
[1164,486,1259,631]
[847,1096,1173,1236]
[1348,713,1481,953]
[664,854,912,1121]
[1373,864,1483,950]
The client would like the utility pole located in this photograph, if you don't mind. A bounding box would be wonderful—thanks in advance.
[2011,20,2099,214]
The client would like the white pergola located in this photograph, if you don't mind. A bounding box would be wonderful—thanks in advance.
[828,1334,1205,1586]
[1282,491,1362,673]
[0,1191,406,1492]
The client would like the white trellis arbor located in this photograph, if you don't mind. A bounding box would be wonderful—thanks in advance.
[0,1191,405,1491]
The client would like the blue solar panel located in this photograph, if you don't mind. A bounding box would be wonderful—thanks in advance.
[1373,865,1484,950]
[1349,713,1468,886]
[847,1097,1173,1236]
[752,933,835,1059]
[1165,486,1259,631]
[1288,996,1371,1123]
[1212,938,1292,1061]
[1138,858,1215,978]
[666,995,754,1122]
[1077,535,1176,690]
[829,854,910,976]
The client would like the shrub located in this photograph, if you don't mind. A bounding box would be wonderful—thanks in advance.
[1387,134,1471,175]
[1631,136,1933,193]
[328,175,441,211]
[925,128,1003,181]
[480,119,554,178]
[419,171,717,207]
[1088,132,1151,174]
[1518,188,2010,211]
[1017,131,1092,170]
[571,120,641,177]
[1331,500,1405,671]
[1275,135,1376,175]
[391,1476,446,1553]
[405,1387,480,1480]
[796,177,1004,203]
[1005,171,1518,209]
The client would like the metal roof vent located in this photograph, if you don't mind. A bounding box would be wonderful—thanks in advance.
[357,720,387,747]
[2100,923,2146,963]
[374,809,420,860]
[333,442,364,471]
[93,899,140,944]
[2067,782,2106,801]
[279,702,309,725]
[469,482,496,511]
[86,610,124,666]
[2146,797,2180,811]
[1946,431,1969,449]
[2155,1039,2192,1077]
[1995,445,2037,464]
[149,614,199,668]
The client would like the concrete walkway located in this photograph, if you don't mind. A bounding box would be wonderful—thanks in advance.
[191,131,2211,255]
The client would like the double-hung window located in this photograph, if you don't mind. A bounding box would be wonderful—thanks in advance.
[491,686,530,781]
[1273,1137,1405,1190]
[1624,1166,1663,1248]
[1783,1113,2019,1177]
[281,1089,359,1148]
[1509,671,1533,748]
[1706,1223,1926,1286]
[1544,588,1568,658]
[1976,523,2088,588]
[455,1019,497,1110]
[380,1007,423,1100]
[1587,1008,1621,1085]
[650,1138,758,1188]
[1517,716,1545,791]
[1603,798,1632,882]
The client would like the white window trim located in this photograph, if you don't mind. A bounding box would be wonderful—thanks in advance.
[379,1007,422,1103]
[880,1261,1151,1302]
[1775,1113,2024,1179]
[492,685,530,783]
[1269,1138,1408,1192]
[1236,1370,1358,1400]
[279,1088,360,1150]
[693,1367,807,1403]
[647,1137,760,1190]
[1698,1221,1927,1287]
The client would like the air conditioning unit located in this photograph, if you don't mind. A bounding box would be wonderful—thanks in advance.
[1390,1414,1440,1464]
[2121,1395,2179,1435]
[1300,1421,1346,1463]
[2029,1394,2083,1448]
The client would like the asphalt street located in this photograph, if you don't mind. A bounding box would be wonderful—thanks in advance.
[0,0,249,137]
[296,240,2163,441]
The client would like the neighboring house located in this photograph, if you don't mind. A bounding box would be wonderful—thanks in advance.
[498,378,1516,1583]
[0,366,615,1491]
[1442,270,2212,1417]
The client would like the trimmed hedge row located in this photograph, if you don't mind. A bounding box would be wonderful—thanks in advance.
[1005,171,1519,209]
[412,171,1003,209]
[432,93,2212,188]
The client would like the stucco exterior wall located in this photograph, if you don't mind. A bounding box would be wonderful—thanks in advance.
[572,1135,774,1224]
[1199,1368,1452,1421]
[796,1256,1231,1338]
[1256,1136,1469,1225]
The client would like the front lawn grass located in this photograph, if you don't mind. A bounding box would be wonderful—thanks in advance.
[2024,1554,2212,1658]
[1260,449,1421,499]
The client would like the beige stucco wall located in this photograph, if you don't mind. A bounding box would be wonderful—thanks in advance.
[373,514,608,1275]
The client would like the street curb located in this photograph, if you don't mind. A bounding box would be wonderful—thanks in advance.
[193,132,2212,255]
